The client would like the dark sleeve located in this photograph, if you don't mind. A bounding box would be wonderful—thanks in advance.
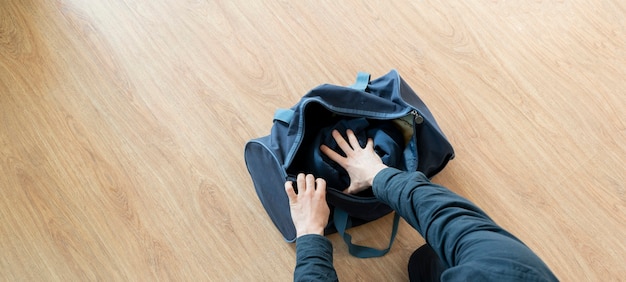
[294,234,338,282]
[372,168,558,281]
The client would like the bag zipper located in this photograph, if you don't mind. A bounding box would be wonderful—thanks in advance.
[410,109,424,125]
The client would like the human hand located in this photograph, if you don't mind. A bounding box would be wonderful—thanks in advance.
[285,173,330,238]
[320,129,388,194]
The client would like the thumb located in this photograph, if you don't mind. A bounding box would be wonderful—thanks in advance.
[343,183,356,194]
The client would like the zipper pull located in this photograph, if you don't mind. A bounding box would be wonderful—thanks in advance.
[411,110,424,124]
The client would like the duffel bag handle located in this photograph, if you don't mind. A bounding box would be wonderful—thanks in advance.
[273,71,370,126]
[273,108,295,124]
[334,208,400,258]
[348,72,371,92]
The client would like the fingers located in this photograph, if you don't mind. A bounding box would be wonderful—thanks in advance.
[365,138,374,150]
[287,173,327,198]
[305,174,315,194]
[331,129,366,152]
[315,178,326,195]
[297,173,306,193]
[323,129,366,161]
[321,144,346,165]
[346,129,361,150]
[331,130,354,154]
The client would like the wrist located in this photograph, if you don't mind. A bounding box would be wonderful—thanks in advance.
[296,226,325,238]
[367,164,389,186]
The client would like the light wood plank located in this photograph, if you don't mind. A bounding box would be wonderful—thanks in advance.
[1,0,624,280]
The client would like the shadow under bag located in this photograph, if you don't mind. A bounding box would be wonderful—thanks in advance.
[244,70,454,258]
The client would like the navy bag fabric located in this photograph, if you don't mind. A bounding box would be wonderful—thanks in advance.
[244,70,455,251]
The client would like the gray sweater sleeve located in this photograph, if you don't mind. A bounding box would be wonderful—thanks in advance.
[372,168,558,281]
[294,234,338,282]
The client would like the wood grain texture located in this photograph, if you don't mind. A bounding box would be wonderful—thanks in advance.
[1,0,624,280]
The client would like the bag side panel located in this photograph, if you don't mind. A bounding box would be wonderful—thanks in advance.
[244,138,296,242]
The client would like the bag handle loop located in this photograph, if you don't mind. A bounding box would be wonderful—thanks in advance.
[334,208,400,258]
[348,72,371,92]
[273,108,295,124]
[274,71,370,125]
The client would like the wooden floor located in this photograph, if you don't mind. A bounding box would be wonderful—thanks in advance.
[1,1,624,281]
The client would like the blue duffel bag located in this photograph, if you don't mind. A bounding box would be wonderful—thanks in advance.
[244,70,454,258]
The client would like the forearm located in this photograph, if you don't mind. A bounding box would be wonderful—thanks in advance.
[372,168,502,260]
[294,234,338,282]
[372,168,557,281]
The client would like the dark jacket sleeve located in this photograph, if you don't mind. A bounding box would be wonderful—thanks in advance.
[372,168,558,282]
[294,234,338,282]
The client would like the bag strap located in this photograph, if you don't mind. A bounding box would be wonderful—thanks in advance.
[348,72,371,91]
[333,208,400,258]
[273,108,295,124]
